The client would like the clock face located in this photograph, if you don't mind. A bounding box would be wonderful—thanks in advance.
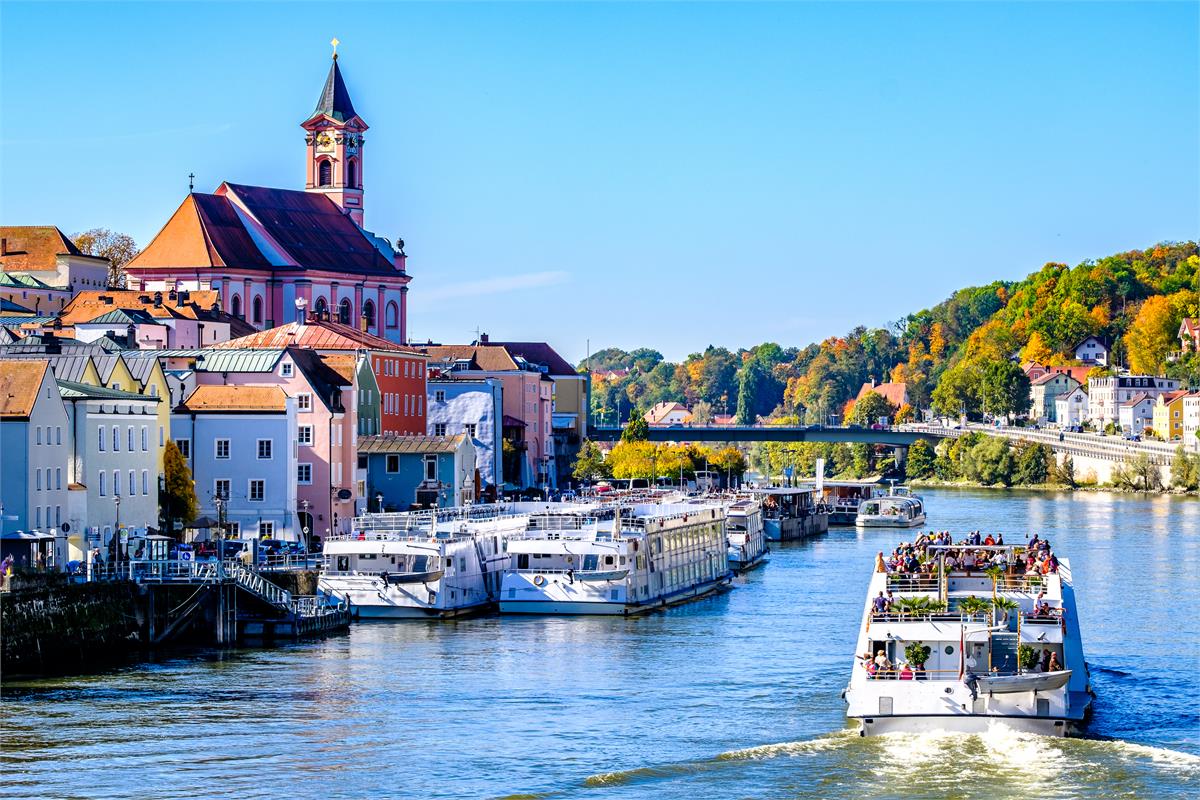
[315,132,335,153]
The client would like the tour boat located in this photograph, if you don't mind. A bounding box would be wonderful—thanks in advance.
[724,498,768,572]
[499,502,732,615]
[854,494,926,528]
[843,541,1092,736]
[810,479,886,525]
[319,504,553,618]
[746,487,829,541]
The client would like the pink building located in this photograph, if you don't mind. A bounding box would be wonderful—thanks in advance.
[124,52,412,344]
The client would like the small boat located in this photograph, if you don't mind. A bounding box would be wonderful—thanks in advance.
[746,487,829,541]
[855,494,926,528]
[973,669,1072,694]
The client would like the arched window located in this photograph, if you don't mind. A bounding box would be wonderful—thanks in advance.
[338,298,352,325]
[386,301,399,329]
[230,294,241,319]
[318,159,333,187]
[252,295,263,324]
[314,296,328,318]
[347,159,359,188]
[362,299,375,331]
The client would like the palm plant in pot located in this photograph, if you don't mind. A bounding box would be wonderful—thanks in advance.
[1017,644,1041,673]
[991,596,1020,629]
[904,641,932,671]
[985,565,1005,597]
[956,595,991,620]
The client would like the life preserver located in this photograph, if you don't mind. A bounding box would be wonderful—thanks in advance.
[533,575,546,586]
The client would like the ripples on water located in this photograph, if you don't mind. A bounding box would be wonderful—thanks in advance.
[2,489,1198,799]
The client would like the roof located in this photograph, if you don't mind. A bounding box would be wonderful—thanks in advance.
[309,57,360,124]
[358,434,466,455]
[290,348,351,411]
[488,341,578,377]
[122,355,160,386]
[320,354,358,382]
[0,226,102,272]
[1072,335,1109,350]
[1047,366,1093,385]
[502,414,526,428]
[77,308,159,327]
[179,384,288,413]
[0,272,57,289]
[644,401,690,424]
[59,289,223,325]
[1181,318,1200,335]
[57,379,156,402]
[192,348,285,373]
[0,351,95,383]
[0,360,50,418]
[0,298,34,314]
[1157,390,1191,405]
[1120,393,1152,408]
[856,381,909,407]
[92,354,124,383]
[212,318,419,353]
[1031,371,1079,387]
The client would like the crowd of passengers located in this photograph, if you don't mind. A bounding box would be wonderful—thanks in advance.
[873,531,1060,579]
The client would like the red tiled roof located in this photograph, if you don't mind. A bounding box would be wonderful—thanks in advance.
[212,318,421,353]
[179,385,287,413]
[1031,371,1079,387]
[0,226,98,271]
[856,381,909,407]
[1049,366,1093,385]
[489,341,578,376]
[0,359,50,418]
[421,344,521,372]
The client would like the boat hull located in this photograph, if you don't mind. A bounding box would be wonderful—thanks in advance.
[855,513,927,528]
[852,713,1082,737]
[501,577,731,616]
[729,552,769,573]
[350,601,491,619]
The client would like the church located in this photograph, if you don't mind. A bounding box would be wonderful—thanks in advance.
[125,49,411,344]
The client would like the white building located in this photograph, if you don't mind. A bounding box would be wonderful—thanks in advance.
[1117,394,1155,435]
[1087,375,1180,426]
[1055,386,1089,428]
[1182,394,1200,452]
[1073,335,1110,367]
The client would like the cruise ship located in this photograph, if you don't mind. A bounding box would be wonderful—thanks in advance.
[844,536,1092,735]
[499,502,732,615]
[724,497,768,572]
[319,504,553,618]
[747,487,829,541]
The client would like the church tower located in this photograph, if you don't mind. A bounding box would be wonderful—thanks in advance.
[303,41,367,227]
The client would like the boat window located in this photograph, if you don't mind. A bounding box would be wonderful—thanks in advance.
[459,558,467,571]
[412,555,429,572]
[337,556,349,572]
[582,554,599,571]
[604,555,614,566]
[445,557,453,568]
[517,554,529,570]
[361,553,377,560]
[1036,699,1050,717]
[878,697,893,715]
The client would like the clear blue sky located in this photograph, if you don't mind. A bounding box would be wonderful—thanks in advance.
[2,2,1196,363]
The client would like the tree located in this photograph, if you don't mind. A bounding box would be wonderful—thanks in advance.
[962,436,1013,486]
[607,441,657,480]
[72,228,139,288]
[161,441,198,536]
[1013,441,1051,485]
[905,439,936,479]
[572,439,610,483]
[850,391,897,426]
[1126,295,1180,375]
[1019,331,1054,365]
[709,446,748,483]
[1053,454,1076,488]
[980,360,1032,418]
[1170,446,1198,490]
[622,415,649,443]
[931,363,981,419]
[690,400,714,426]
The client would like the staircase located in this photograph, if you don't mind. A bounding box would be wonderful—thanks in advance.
[991,632,1020,674]
[225,561,292,611]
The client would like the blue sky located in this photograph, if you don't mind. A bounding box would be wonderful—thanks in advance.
[2,2,1196,364]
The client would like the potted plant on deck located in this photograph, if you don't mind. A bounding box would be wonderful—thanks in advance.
[904,641,932,675]
[957,595,991,620]
[991,596,1020,629]
[1017,644,1041,674]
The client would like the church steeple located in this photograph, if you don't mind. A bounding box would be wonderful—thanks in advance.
[303,40,368,226]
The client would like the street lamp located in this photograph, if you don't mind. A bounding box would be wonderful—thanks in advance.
[113,494,122,572]
[376,493,384,513]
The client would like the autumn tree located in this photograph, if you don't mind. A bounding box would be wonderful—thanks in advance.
[1126,295,1181,375]
[622,415,650,443]
[607,441,657,480]
[572,439,611,483]
[690,400,714,425]
[1019,331,1053,365]
[161,441,198,536]
[72,228,139,288]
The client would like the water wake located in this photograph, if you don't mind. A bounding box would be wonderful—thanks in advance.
[715,730,858,761]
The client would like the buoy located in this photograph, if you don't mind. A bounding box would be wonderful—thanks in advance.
[534,575,546,586]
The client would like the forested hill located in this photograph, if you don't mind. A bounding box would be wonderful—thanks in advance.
[581,241,1200,424]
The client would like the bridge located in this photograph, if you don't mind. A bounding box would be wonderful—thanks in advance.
[586,424,943,446]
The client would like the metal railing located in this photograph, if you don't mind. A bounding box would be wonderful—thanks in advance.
[226,561,291,608]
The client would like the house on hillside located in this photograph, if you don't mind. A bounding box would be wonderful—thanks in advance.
[1073,336,1110,367]
[644,402,691,426]
[1118,394,1155,435]
[0,227,109,314]
[856,381,909,409]
[1179,318,1200,353]
[1030,372,1080,424]
[1055,386,1089,428]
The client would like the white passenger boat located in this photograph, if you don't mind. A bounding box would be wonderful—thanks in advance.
[747,487,829,541]
[809,479,885,525]
[499,502,731,615]
[319,505,547,618]
[843,540,1092,736]
[724,498,768,572]
[855,493,926,528]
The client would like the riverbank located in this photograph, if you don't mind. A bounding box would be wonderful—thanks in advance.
[908,477,1200,496]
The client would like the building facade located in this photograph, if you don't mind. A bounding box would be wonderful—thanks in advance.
[1152,390,1191,442]
[1030,372,1080,424]
[1073,335,1110,367]
[427,377,504,491]
[1054,386,1089,428]
[0,360,70,534]
[359,434,476,509]
[1087,375,1181,425]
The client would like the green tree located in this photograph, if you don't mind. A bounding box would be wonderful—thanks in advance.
[1013,441,1051,485]
[161,441,198,536]
[1053,454,1076,488]
[931,363,981,419]
[980,360,1032,418]
[1170,445,1199,490]
[572,439,610,483]
[851,442,873,477]
[850,391,898,426]
[622,415,650,443]
[963,436,1014,486]
[905,439,936,479]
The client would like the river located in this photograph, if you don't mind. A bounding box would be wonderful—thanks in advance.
[2,488,1198,799]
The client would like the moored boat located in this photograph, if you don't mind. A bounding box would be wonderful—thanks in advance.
[747,487,829,541]
[724,498,768,572]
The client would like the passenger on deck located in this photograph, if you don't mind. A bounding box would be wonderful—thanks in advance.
[873,592,888,614]
[983,534,996,546]
[1047,652,1062,672]
[875,551,887,573]
[899,662,914,680]
[874,650,892,677]
[1040,648,1052,673]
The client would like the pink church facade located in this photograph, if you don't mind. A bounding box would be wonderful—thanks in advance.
[125,54,411,344]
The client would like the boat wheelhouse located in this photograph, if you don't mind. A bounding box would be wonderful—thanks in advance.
[499,502,731,615]
[724,498,767,572]
[855,494,926,528]
[809,479,885,525]
[747,487,829,541]
[319,504,554,618]
[844,540,1092,736]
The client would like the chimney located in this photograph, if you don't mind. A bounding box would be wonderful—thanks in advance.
[153,291,163,307]
[101,295,113,305]
[1,238,6,256]
[479,333,489,344]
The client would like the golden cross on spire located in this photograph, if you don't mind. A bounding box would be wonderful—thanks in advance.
[331,37,340,60]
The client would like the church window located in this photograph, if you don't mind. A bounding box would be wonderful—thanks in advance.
[348,159,359,188]
[252,296,263,324]
[338,298,352,326]
[362,299,375,331]
[318,159,333,187]
[386,301,399,329]
[230,294,242,319]
[314,296,328,318]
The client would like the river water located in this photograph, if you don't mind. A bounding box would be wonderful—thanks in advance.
[2,488,1198,799]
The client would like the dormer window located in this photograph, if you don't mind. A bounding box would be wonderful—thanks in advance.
[281,362,294,377]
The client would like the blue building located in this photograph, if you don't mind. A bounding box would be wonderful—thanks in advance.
[359,434,476,510]
[172,385,298,541]
[426,377,503,492]
[0,360,69,536]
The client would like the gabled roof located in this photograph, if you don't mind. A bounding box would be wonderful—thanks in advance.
[0,351,96,383]
[0,359,50,418]
[0,298,34,314]
[1181,318,1200,336]
[644,401,690,424]
[1031,371,1079,387]
[1072,335,1109,350]
[92,354,124,383]
[192,348,285,373]
[1156,390,1190,405]
[212,317,418,353]
[0,226,103,272]
[489,341,578,377]
[856,381,909,407]
[179,384,287,413]
[125,193,273,272]
[420,344,523,372]
[78,308,159,327]
[308,57,360,124]
[359,434,465,455]
[289,348,351,412]
[60,289,223,325]
[1121,393,1152,407]
[122,354,160,386]
[57,379,156,402]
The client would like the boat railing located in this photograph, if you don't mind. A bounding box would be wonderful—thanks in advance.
[862,668,966,680]
[885,576,942,592]
[329,529,472,543]
[870,611,991,623]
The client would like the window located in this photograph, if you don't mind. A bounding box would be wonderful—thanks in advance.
[297,463,313,484]
[129,471,136,497]
[386,301,399,328]
[231,294,241,319]
[315,296,328,317]
[257,439,273,460]
[424,455,437,482]
[141,426,148,451]
[386,454,400,473]
[35,507,41,528]
[112,426,120,451]
[298,426,313,446]
[99,471,106,496]
[55,506,61,527]
[216,439,230,459]
[142,470,149,496]
[248,480,265,502]
[112,470,120,495]
[404,360,410,378]
[258,521,275,538]
[214,479,230,499]
[177,439,191,458]
[128,426,135,451]
[297,393,312,412]
[347,158,358,188]
[160,427,164,446]
[435,390,445,403]
[281,362,294,377]
[405,395,410,415]
[338,298,352,325]
[36,470,42,490]
[318,159,332,187]
[362,299,375,330]
[433,423,447,437]
[252,296,263,324]
[466,423,477,438]
[56,426,62,445]
[36,426,42,445]
[417,396,422,415]
[56,468,62,490]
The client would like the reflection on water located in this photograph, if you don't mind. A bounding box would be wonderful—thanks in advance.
[1,489,1197,800]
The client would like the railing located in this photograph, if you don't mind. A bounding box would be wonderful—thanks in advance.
[885,576,942,592]
[861,668,966,680]
[870,611,991,623]
[226,561,291,608]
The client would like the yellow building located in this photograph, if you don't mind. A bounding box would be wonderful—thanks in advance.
[1152,390,1190,442]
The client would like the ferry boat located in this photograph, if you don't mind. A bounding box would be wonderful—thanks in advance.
[499,502,731,615]
[843,539,1092,736]
[810,479,885,525]
[319,505,544,618]
[724,498,767,572]
[855,492,926,528]
[747,487,829,541]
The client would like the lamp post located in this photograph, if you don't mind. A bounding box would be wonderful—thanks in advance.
[113,494,122,574]
[376,493,384,514]
[214,492,226,548]
[300,499,311,552]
